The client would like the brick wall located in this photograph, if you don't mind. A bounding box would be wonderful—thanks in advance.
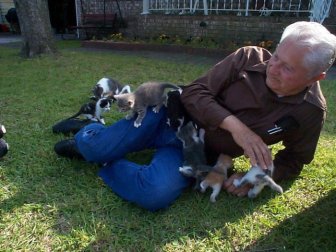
[78,0,336,44]
[130,15,300,45]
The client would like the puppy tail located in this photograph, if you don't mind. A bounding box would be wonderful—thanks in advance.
[263,175,283,194]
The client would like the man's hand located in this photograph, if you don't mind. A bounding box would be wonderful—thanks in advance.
[223,173,251,197]
[220,115,272,170]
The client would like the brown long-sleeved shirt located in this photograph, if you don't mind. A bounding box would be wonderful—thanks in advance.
[180,46,326,181]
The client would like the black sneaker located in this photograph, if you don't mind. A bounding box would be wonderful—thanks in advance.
[0,124,6,138]
[54,139,84,160]
[0,138,9,158]
[52,118,93,136]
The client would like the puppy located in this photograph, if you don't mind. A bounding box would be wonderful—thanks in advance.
[200,154,232,202]
[233,163,283,198]
[177,122,209,190]
[166,87,191,132]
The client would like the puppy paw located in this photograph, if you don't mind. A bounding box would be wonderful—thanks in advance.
[248,190,257,199]
[134,122,141,128]
[200,181,208,193]
[210,195,217,203]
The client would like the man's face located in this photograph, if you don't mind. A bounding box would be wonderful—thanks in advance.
[266,38,320,96]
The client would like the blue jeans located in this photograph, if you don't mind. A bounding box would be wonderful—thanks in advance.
[75,107,190,211]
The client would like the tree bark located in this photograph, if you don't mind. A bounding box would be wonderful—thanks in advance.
[14,0,57,58]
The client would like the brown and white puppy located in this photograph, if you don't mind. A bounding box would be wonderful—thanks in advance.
[200,154,233,202]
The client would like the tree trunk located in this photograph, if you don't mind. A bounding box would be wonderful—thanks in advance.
[14,0,57,58]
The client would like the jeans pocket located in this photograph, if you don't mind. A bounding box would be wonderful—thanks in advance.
[83,129,96,138]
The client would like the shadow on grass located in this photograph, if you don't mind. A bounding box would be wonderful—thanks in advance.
[0,113,298,252]
[246,189,336,251]
[0,99,330,251]
[0,144,285,251]
[81,151,291,251]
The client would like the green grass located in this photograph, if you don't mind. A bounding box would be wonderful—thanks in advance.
[0,41,335,251]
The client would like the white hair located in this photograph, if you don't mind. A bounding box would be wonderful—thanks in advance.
[280,21,336,76]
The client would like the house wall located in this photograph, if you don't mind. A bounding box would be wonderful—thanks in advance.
[77,0,336,44]
[130,15,300,45]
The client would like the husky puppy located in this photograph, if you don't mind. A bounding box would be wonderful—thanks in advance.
[114,81,180,127]
[177,121,210,190]
[233,163,283,198]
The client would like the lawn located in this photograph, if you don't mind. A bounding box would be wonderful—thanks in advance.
[0,41,335,251]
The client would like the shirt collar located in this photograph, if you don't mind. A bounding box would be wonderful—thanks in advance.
[245,60,326,110]
[245,60,269,73]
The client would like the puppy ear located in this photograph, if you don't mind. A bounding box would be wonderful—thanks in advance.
[114,93,128,99]
[113,94,121,100]
[120,85,131,94]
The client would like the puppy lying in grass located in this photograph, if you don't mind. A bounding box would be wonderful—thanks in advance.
[233,163,283,198]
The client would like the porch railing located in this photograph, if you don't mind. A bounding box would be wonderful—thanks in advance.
[142,0,313,16]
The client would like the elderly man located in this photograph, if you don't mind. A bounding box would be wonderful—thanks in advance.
[55,21,336,211]
[180,21,336,196]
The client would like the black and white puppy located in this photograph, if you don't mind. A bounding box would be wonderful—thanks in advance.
[233,163,283,198]
[67,97,112,125]
[92,77,131,100]
[166,87,192,132]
